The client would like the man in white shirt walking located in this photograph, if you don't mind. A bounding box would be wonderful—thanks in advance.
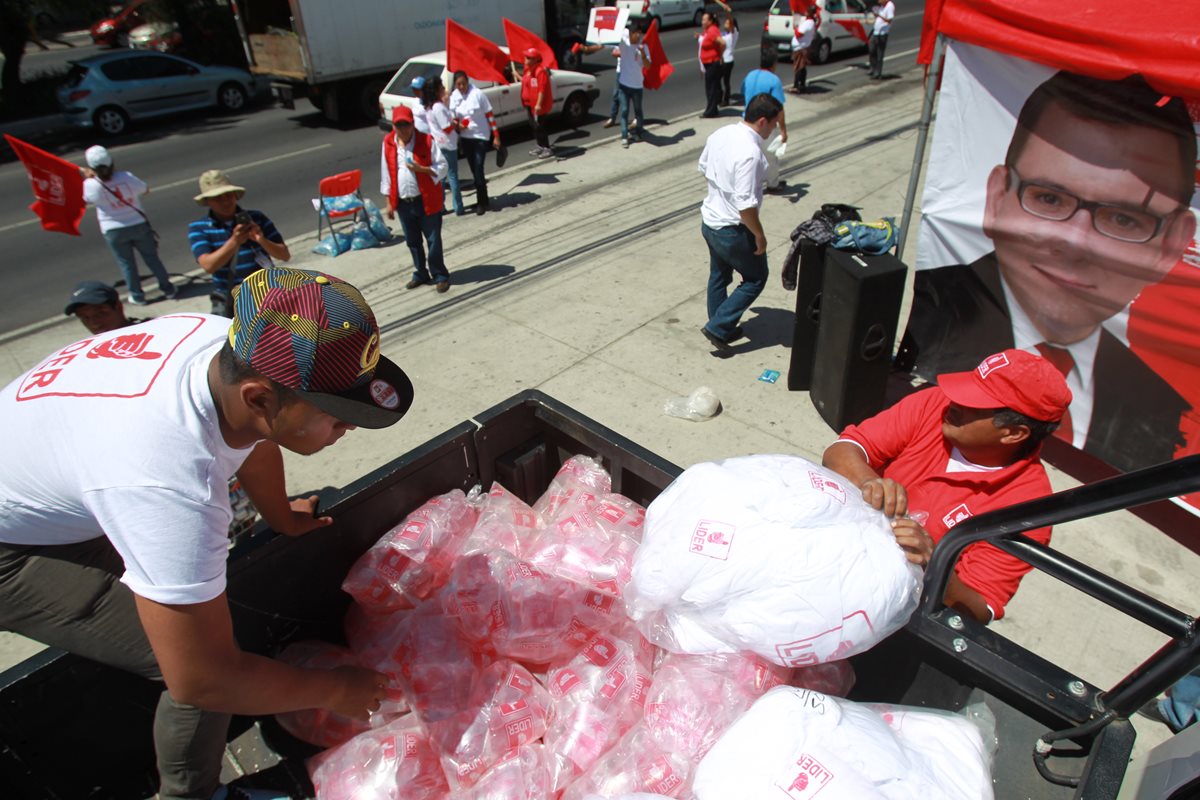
[868,0,896,80]
[81,145,176,306]
[697,94,784,351]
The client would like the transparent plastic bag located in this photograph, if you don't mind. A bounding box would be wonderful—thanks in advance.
[533,456,613,521]
[312,231,352,257]
[308,714,449,800]
[559,723,692,800]
[363,197,393,242]
[791,660,856,697]
[459,483,542,560]
[350,222,381,250]
[527,490,645,596]
[662,386,720,422]
[447,743,553,799]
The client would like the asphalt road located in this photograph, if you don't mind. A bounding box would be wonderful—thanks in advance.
[0,3,925,336]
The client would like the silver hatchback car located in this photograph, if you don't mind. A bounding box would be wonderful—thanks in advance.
[58,51,256,137]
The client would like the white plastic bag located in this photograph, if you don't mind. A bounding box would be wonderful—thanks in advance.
[625,454,920,666]
[662,386,720,422]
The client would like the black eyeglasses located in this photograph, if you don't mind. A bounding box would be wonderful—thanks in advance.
[1007,166,1181,244]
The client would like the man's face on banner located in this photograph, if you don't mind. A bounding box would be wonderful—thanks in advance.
[982,103,1195,346]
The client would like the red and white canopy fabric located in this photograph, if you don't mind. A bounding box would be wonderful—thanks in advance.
[918,0,1200,99]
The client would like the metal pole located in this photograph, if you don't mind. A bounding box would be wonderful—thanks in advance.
[896,34,946,261]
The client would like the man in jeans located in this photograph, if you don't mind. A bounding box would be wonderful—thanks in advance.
[868,0,895,79]
[381,104,451,292]
[697,94,783,351]
[81,145,175,306]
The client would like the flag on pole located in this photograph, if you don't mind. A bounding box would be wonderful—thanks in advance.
[3,135,85,235]
[835,18,870,43]
[503,18,557,70]
[446,19,511,85]
[642,19,674,90]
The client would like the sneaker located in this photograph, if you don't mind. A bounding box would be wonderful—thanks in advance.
[161,284,178,299]
[536,147,555,159]
[602,118,616,128]
[622,138,630,149]
[126,295,149,306]
[529,147,544,156]
[700,326,732,352]
[629,119,638,130]
[435,281,450,294]
[405,278,430,290]
[211,785,291,800]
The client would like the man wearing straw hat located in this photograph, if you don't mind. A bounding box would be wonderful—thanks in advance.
[188,169,291,317]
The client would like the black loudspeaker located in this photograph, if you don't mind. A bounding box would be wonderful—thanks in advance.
[810,249,907,431]
[787,240,827,391]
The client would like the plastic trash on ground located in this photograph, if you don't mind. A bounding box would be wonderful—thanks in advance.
[435,661,553,789]
[625,454,921,666]
[342,488,481,612]
[459,483,542,560]
[662,386,720,422]
[559,723,692,800]
[443,549,623,665]
[692,687,994,800]
[274,640,408,748]
[543,621,657,791]
[447,743,554,799]
[643,651,791,764]
[307,714,449,800]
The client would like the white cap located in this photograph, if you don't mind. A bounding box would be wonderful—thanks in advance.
[85,145,112,168]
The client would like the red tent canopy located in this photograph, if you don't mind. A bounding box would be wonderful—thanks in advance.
[918,0,1200,99]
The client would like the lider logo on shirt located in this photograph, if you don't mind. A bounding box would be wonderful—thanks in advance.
[86,332,162,360]
[942,503,973,529]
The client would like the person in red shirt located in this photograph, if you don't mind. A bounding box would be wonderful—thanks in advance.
[823,348,1071,624]
[696,10,726,118]
[521,48,555,160]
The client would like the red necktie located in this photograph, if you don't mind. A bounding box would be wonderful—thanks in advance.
[1035,343,1074,443]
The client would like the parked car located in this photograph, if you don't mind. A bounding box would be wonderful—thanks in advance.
[762,0,874,64]
[616,0,706,29]
[378,50,600,131]
[127,20,182,52]
[89,0,149,47]
[58,51,256,136]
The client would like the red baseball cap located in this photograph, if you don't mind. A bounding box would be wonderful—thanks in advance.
[391,105,414,125]
[524,47,541,61]
[937,349,1072,422]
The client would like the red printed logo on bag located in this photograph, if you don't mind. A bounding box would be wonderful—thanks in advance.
[397,519,425,543]
[583,591,616,615]
[584,637,617,666]
[809,472,847,504]
[599,662,628,700]
[642,756,683,794]
[87,332,162,360]
[381,735,397,761]
[942,503,972,529]
[507,669,534,694]
[689,520,735,560]
[977,352,1010,378]
[551,668,581,696]
[594,501,627,524]
[780,754,834,798]
[403,733,420,758]
[775,610,874,667]
[564,617,598,647]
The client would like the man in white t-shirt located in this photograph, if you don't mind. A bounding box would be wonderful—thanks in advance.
[81,145,176,306]
[0,267,414,800]
[868,0,896,79]
[697,93,784,352]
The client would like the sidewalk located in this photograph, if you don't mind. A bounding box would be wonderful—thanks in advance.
[1,66,1194,761]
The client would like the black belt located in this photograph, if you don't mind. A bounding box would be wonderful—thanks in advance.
[398,196,421,203]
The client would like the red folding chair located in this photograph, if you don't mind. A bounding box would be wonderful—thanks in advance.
[316,169,366,242]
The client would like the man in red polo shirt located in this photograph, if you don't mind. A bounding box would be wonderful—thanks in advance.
[822,349,1071,624]
[520,48,555,159]
[697,10,725,118]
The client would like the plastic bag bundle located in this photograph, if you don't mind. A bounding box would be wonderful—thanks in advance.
[543,622,657,791]
[443,550,622,665]
[363,197,393,242]
[528,491,645,596]
[626,455,921,666]
[559,724,692,800]
[342,488,481,613]
[436,661,554,790]
[308,714,449,800]
[532,456,613,521]
[642,651,790,763]
[662,386,721,422]
[312,232,352,257]
[350,222,381,250]
[792,660,856,697]
[274,640,408,747]
[343,601,406,669]
[692,687,994,800]
[865,702,997,800]
[447,743,553,800]
[459,483,542,560]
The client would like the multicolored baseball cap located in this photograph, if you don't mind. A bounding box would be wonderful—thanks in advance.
[228,268,413,429]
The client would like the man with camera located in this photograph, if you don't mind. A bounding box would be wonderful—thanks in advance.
[188,170,292,317]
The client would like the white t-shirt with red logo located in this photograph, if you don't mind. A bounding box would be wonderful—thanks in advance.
[82,171,149,233]
[0,314,257,605]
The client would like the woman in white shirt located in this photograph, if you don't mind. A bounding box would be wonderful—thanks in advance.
[422,77,464,216]
[449,71,502,215]
[720,14,739,106]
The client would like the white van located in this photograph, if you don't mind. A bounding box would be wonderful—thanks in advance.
[761,0,875,64]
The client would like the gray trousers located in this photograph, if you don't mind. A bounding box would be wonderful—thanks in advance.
[0,536,231,799]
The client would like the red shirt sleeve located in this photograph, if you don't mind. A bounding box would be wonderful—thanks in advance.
[956,525,1051,620]
[838,389,942,470]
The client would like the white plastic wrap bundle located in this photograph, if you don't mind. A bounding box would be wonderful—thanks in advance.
[693,686,994,799]
[625,454,921,666]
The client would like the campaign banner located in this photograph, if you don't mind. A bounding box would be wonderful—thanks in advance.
[587,6,630,45]
[901,41,1200,511]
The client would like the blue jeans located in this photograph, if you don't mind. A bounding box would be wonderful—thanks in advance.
[103,221,172,301]
[1158,667,1200,732]
[395,198,448,283]
[616,83,644,140]
[868,33,889,77]
[460,137,489,193]
[441,146,463,214]
[702,222,768,340]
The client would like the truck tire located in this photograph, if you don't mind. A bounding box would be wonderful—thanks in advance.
[811,37,832,64]
[561,91,589,128]
[359,79,387,122]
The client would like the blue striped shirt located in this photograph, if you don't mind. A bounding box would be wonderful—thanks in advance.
[187,208,283,293]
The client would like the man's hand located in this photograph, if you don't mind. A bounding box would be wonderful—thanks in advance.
[386,203,396,220]
[246,223,267,245]
[859,476,907,518]
[232,222,254,245]
[81,167,96,179]
[274,494,333,537]
[890,517,934,567]
[492,134,502,149]
[330,665,391,721]
[753,231,767,255]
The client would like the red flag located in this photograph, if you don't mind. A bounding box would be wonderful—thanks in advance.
[642,19,674,91]
[835,18,870,43]
[503,17,557,70]
[3,135,85,236]
[446,19,511,85]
